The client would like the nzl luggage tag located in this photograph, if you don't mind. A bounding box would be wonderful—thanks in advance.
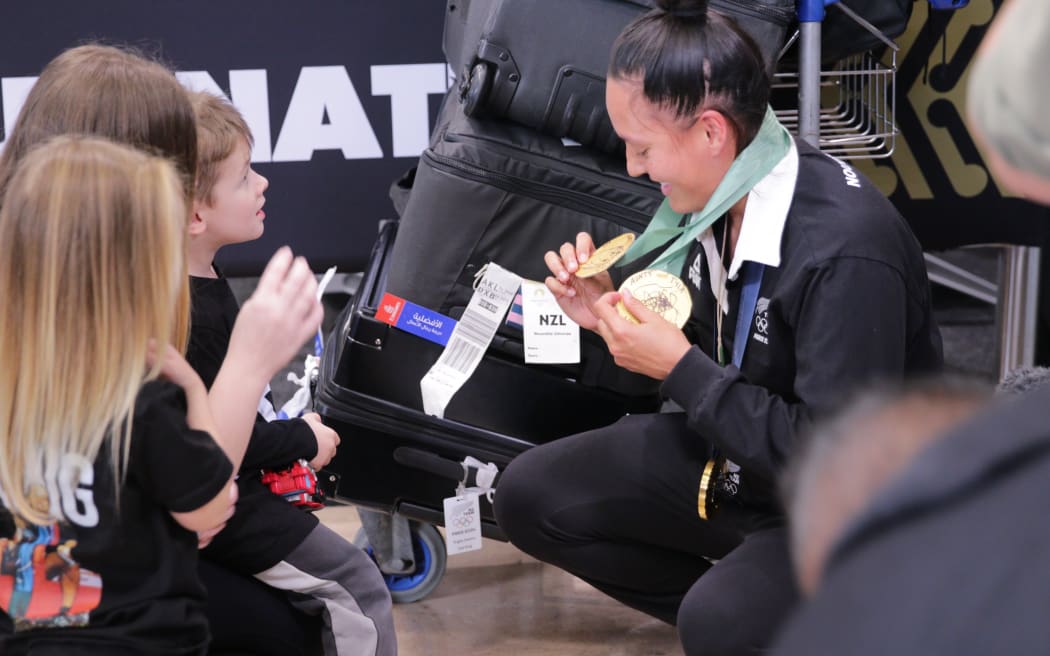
[376,293,458,347]
[520,280,579,364]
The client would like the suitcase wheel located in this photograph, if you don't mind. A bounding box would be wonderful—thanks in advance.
[462,62,492,117]
[354,521,448,603]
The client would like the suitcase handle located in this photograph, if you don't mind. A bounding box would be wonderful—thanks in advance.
[393,446,501,489]
[393,447,468,482]
[462,62,492,117]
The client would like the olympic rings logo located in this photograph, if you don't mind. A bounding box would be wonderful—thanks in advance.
[449,511,476,529]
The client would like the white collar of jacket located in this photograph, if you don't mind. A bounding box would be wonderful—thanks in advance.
[700,139,799,313]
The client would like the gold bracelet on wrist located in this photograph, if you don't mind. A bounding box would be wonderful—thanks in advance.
[698,457,719,520]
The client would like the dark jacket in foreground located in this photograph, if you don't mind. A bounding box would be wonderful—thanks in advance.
[772,385,1050,654]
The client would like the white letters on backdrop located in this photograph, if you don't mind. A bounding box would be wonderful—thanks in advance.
[1,63,450,162]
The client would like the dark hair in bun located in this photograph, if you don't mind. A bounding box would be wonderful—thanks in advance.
[610,0,770,149]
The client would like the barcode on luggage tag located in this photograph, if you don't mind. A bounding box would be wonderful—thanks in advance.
[439,339,482,374]
[438,309,499,373]
[419,263,522,419]
[455,310,498,344]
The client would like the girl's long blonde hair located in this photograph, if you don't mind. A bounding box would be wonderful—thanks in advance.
[0,136,190,525]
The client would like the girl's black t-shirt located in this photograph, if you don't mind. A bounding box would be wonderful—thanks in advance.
[0,380,233,655]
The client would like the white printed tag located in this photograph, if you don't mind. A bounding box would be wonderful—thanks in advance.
[442,493,483,555]
[521,280,579,364]
[420,263,522,418]
[316,266,338,300]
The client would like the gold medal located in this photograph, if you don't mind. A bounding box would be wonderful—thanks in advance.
[615,268,692,328]
[575,233,635,278]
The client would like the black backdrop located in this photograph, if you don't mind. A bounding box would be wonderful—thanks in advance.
[2,1,1047,275]
[0,1,448,275]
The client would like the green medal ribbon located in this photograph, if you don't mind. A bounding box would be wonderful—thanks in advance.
[618,106,792,275]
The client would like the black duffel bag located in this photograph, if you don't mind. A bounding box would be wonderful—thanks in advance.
[444,0,794,153]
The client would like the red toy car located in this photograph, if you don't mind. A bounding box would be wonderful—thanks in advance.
[261,460,325,511]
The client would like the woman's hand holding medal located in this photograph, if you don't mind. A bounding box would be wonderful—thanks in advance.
[544,231,692,379]
[543,231,619,331]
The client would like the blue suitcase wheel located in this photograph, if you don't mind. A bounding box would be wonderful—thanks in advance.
[354,521,448,603]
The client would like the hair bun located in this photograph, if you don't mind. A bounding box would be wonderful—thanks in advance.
[654,0,709,20]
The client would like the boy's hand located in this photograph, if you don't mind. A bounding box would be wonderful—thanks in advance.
[302,412,340,470]
[228,247,324,381]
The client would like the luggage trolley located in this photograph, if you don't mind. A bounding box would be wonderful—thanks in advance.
[316,0,968,602]
[778,0,900,157]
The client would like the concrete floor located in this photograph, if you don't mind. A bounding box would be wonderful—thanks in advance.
[316,506,683,656]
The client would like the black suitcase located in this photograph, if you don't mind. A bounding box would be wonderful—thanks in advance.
[385,91,663,397]
[315,87,676,534]
[446,0,795,152]
[315,220,660,538]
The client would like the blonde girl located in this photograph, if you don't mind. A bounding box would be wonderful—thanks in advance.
[0,44,324,654]
[0,136,226,653]
[0,136,319,655]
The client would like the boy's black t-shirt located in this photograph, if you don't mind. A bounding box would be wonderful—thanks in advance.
[0,380,233,655]
[187,275,319,574]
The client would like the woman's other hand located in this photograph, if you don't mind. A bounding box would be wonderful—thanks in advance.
[592,289,692,380]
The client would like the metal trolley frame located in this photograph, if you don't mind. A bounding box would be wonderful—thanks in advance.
[782,1,899,160]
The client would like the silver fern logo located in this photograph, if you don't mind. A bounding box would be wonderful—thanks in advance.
[688,252,703,289]
[753,297,770,344]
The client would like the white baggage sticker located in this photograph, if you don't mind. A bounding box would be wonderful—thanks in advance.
[420,262,522,418]
[443,493,483,555]
[521,280,579,364]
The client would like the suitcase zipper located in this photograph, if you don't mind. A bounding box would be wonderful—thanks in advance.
[710,0,795,25]
[424,150,656,231]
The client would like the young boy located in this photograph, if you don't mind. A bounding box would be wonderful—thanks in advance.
[185,90,396,656]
